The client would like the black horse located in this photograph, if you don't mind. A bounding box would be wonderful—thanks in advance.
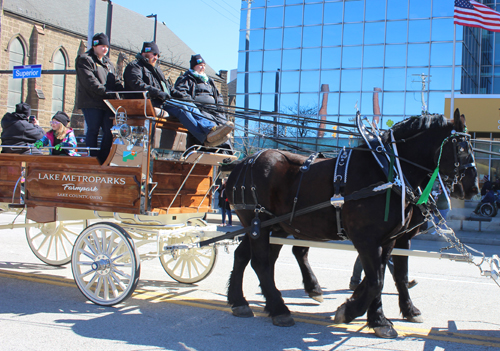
[226,109,478,338]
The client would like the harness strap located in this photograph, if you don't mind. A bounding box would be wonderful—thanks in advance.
[332,147,352,240]
[200,181,390,247]
[289,152,322,225]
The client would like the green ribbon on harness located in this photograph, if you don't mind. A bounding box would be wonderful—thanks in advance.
[416,167,439,205]
[384,152,395,222]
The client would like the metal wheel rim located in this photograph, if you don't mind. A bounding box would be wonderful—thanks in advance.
[26,218,85,266]
[71,222,140,306]
[160,236,217,284]
[480,204,494,217]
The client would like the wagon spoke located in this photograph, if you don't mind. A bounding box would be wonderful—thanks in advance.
[85,272,99,290]
[83,236,98,256]
[94,276,104,297]
[112,267,131,280]
[110,271,127,291]
[77,247,96,260]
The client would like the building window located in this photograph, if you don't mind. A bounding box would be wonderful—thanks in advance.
[7,38,25,111]
[52,50,66,113]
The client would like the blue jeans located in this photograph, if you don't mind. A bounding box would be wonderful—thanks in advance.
[162,100,214,144]
[350,255,395,285]
[82,108,113,163]
[221,206,232,225]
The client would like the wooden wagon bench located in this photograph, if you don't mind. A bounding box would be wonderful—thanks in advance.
[448,214,492,232]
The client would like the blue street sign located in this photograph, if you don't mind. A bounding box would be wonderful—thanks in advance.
[13,64,42,79]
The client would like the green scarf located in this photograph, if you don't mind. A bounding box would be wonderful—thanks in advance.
[189,68,209,83]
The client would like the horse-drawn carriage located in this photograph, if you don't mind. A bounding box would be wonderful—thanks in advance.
[1,99,499,338]
[0,96,238,305]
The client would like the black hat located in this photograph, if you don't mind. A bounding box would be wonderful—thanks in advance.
[15,102,31,117]
[52,111,70,127]
[141,42,160,56]
[190,54,205,69]
[92,33,110,47]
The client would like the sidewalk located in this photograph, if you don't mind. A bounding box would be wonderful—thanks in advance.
[206,200,500,246]
[414,201,500,246]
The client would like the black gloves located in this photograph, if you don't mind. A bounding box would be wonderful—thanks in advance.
[158,91,171,101]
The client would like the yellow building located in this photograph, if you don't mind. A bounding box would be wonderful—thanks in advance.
[445,94,500,185]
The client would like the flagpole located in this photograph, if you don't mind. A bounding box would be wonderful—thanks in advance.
[451,23,456,118]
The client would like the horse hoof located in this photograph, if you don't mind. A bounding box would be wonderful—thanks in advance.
[308,292,324,303]
[272,314,295,327]
[333,304,346,324]
[231,305,254,318]
[373,326,398,338]
[405,314,424,323]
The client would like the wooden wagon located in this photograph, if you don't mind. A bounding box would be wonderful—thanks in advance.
[0,97,238,305]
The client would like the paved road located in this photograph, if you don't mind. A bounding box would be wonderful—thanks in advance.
[1,211,500,350]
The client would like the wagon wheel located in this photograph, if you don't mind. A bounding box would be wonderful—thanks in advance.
[71,222,140,306]
[159,235,217,284]
[480,203,497,217]
[25,218,87,266]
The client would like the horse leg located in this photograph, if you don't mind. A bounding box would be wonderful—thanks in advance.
[393,234,423,323]
[250,229,294,327]
[365,245,398,338]
[334,245,397,338]
[227,235,254,318]
[291,245,323,302]
[272,229,323,302]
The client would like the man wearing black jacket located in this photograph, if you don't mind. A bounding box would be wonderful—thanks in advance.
[123,42,233,147]
[1,102,45,154]
[76,33,123,163]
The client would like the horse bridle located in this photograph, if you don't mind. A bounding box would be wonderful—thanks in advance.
[437,131,476,190]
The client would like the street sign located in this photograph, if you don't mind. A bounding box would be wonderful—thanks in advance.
[12,64,42,79]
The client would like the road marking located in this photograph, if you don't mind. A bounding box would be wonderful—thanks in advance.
[1,268,499,347]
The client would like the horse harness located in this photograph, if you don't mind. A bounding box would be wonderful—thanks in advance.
[219,115,476,245]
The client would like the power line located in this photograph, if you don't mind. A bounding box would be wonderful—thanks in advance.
[206,0,240,19]
[219,0,241,14]
[199,0,239,25]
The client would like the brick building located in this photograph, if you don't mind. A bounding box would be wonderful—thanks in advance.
[0,0,228,133]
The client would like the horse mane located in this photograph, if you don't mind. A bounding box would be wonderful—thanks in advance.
[381,115,448,143]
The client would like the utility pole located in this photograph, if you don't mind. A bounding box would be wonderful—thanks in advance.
[242,0,253,144]
[87,0,96,49]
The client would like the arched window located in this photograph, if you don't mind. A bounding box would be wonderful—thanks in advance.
[52,50,67,112]
[7,38,25,111]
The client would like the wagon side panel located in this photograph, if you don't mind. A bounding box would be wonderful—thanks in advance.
[0,160,22,204]
[151,160,213,214]
[24,163,142,214]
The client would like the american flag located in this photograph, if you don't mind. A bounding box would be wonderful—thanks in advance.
[454,0,500,32]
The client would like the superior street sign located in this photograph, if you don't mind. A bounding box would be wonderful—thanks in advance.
[13,64,42,79]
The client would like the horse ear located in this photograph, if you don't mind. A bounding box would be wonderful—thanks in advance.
[453,108,466,131]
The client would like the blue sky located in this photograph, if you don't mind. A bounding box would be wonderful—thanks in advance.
[111,0,241,76]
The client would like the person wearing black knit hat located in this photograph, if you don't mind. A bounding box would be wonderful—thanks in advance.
[141,42,160,57]
[190,54,205,69]
[1,102,45,154]
[34,111,79,156]
[175,54,233,148]
[123,44,233,147]
[76,32,123,163]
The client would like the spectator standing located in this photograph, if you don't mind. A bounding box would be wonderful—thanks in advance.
[218,177,232,226]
